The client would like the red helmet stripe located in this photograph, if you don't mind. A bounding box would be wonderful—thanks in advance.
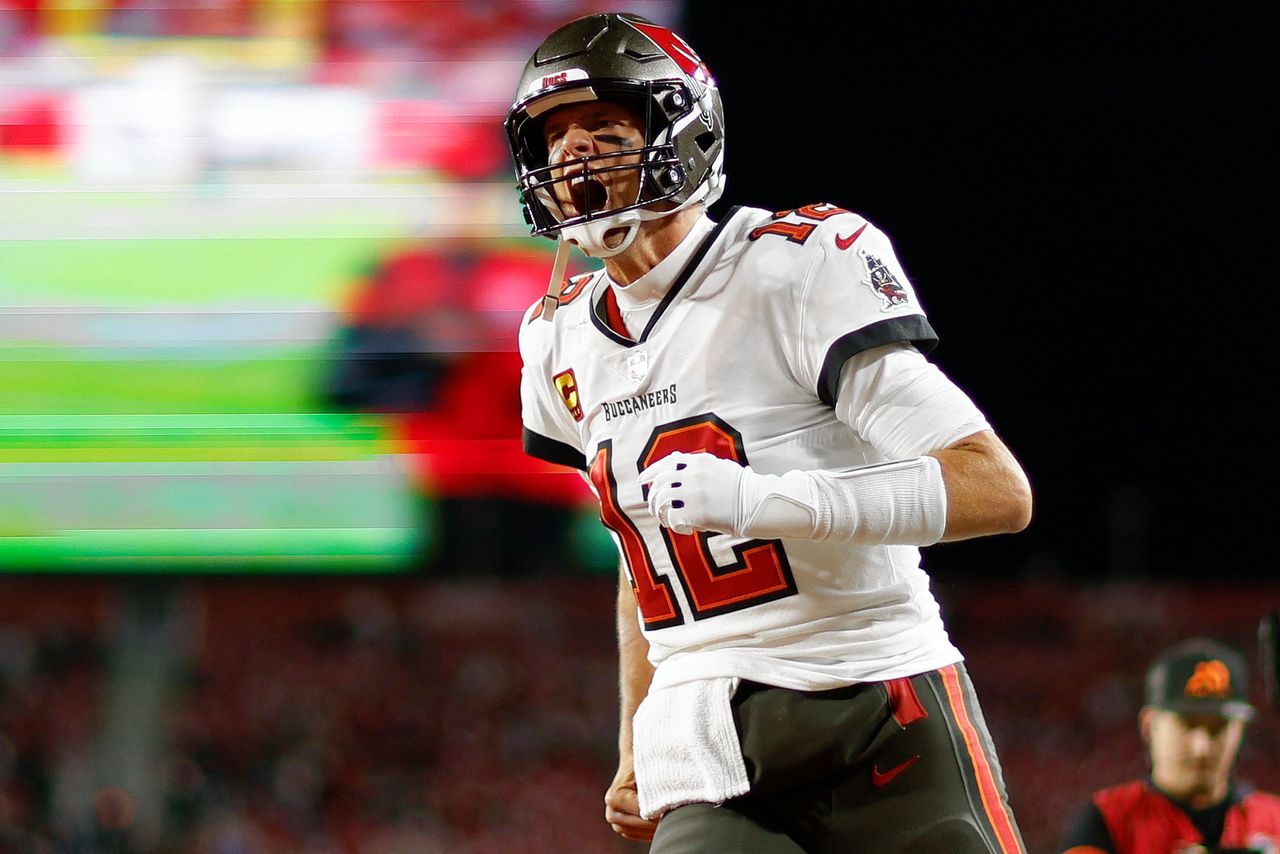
[626,20,711,82]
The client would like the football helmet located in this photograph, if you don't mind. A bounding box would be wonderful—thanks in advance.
[504,13,726,258]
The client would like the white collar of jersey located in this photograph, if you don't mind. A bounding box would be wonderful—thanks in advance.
[607,214,716,311]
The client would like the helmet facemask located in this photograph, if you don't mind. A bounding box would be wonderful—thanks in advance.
[509,80,697,256]
[504,13,726,303]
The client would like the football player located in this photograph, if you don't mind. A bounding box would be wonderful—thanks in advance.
[506,12,1033,853]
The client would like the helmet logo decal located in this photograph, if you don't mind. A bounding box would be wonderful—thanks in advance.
[507,14,727,242]
[1184,660,1232,699]
[859,249,911,310]
[626,20,712,84]
[524,67,589,97]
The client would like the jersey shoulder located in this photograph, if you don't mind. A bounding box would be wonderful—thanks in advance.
[521,268,601,325]
[518,269,603,358]
[728,200,929,326]
[733,202,870,258]
[711,203,859,304]
[728,201,895,294]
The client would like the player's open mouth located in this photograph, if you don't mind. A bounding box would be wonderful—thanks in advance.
[569,174,609,214]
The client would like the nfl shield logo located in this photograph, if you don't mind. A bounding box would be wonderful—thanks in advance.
[626,349,650,382]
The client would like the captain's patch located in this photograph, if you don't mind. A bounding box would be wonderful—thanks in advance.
[553,368,584,421]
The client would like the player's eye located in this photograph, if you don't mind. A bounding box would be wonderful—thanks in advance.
[592,122,635,145]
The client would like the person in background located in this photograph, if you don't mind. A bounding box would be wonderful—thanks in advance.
[325,245,594,576]
[1059,638,1280,854]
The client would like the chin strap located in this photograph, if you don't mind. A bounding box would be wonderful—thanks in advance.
[560,210,643,259]
[545,156,725,261]
[539,172,722,318]
[539,236,572,322]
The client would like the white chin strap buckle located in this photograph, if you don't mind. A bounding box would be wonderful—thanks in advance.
[560,213,642,259]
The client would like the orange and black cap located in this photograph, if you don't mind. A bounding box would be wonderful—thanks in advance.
[1144,637,1255,721]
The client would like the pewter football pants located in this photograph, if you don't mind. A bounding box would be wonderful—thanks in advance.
[649,663,1026,854]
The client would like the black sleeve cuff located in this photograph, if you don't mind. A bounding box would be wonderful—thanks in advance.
[817,315,939,406]
[1057,803,1114,853]
[523,427,587,472]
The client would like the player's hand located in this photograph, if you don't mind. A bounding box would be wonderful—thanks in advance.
[638,451,744,536]
[604,763,658,841]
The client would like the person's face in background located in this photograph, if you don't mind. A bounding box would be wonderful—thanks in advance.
[1142,707,1246,807]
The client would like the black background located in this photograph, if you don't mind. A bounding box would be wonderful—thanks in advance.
[684,6,1273,581]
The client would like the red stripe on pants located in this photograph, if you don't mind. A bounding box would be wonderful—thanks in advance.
[939,664,1023,853]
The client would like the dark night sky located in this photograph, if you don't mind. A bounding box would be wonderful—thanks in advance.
[683,7,1273,581]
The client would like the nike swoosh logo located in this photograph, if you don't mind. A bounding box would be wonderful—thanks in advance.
[870,755,919,789]
[835,223,868,250]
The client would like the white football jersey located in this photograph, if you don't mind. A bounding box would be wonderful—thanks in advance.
[520,204,976,692]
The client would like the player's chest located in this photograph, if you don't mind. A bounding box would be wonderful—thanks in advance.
[550,307,818,463]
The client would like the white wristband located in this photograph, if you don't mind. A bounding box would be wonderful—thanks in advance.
[810,456,948,545]
[736,457,948,546]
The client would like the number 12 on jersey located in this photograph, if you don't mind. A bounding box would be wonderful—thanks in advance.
[589,414,798,629]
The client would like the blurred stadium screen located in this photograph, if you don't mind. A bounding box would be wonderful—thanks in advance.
[0,0,682,573]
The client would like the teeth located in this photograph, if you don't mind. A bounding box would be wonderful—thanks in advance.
[566,174,607,212]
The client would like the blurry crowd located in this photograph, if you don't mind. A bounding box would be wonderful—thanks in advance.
[162,580,621,852]
[0,582,111,850]
[1,579,626,852]
[2,0,645,575]
[3,577,1277,852]
[2,0,678,178]
[1,1,650,54]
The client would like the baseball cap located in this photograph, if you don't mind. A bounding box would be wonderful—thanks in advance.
[1145,638,1256,721]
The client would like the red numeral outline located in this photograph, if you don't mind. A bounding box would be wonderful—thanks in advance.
[591,414,797,627]
[747,202,850,245]
[591,440,682,629]
[558,272,593,305]
[528,272,594,322]
[749,220,814,244]
[788,202,849,221]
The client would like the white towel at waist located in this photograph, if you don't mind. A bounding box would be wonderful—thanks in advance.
[632,676,751,820]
